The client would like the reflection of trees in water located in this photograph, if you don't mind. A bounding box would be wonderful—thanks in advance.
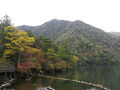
[0,72,14,84]
[73,66,80,80]
[68,66,120,90]
[14,77,94,90]
[10,66,120,90]
[54,66,119,90]
[15,78,43,90]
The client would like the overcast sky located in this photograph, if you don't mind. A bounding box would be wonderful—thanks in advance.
[0,0,120,32]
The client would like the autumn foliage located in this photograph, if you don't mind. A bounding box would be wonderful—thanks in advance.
[18,47,43,72]
[18,61,35,72]
[0,22,76,74]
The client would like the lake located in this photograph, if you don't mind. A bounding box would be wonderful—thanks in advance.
[6,66,120,90]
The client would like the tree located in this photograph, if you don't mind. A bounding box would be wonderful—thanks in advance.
[0,15,12,57]
[72,56,79,65]
[45,48,57,61]
[0,15,12,27]
[4,26,35,66]
[34,35,57,52]
[57,47,73,62]
[24,47,43,71]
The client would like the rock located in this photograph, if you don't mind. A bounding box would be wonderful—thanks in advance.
[86,88,97,90]
[26,77,31,81]
[37,87,48,90]
[46,86,55,90]
[39,71,44,74]
[37,86,54,90]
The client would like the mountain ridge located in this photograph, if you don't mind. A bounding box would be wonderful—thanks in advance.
[18,19,120,65]
[109,32,120,37]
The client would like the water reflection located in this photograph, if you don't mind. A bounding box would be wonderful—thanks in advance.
[9,77,97,90]
[4,66,120,90]
[55,66,120,90]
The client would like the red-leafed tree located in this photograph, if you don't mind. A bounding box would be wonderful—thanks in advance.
[18,47,44,72]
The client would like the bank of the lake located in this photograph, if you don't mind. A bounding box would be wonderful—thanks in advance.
[2,66,120,90]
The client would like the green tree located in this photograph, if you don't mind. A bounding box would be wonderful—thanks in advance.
[57,47,73,62]
[0,15,12,57]
[35,35,57,52]
[45,48,57,61]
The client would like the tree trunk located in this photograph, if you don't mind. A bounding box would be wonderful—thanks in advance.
[17,53,21,68]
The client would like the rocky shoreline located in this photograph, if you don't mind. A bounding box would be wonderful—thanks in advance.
[0,79,14,88]
[37,86,54,90]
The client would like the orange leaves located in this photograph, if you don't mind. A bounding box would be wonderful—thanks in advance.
[24,47,43,63]
[55,60,68,70]
[18,47,44,72]
[18,61,35,72]
[49,64,54,69]
[25,47,39,54]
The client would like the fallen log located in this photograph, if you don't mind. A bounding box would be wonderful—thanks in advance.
[40,75,110,90]
[0,79,14,88]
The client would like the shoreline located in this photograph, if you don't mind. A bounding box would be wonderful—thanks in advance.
[0,79,14,88]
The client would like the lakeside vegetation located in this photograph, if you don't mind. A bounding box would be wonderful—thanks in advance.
[1,15,120,90]
[0,15,78,74]
[19,19,120,65]
[1,15,120,75]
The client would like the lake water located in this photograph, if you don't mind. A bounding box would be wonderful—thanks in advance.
[7,66,120,90]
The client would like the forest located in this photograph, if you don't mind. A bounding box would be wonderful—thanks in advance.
[19,19,120,65]
[0,15,77,74]
[1,15,120,75]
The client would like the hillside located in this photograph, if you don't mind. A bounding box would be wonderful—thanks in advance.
[109,32,120,37]
[18,19,120,65]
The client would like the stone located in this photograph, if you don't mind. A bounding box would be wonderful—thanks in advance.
[37,86,54,90]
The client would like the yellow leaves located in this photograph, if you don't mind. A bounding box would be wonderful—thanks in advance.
[35,63,42,71]
[5,26,35,48]
[46,48,57,60]
[7,32,14,36]
[5,43,17,50]
[25,47,39,54]
[73,56,79,64]
[19,48,24,52]
[4,26,35,57]
[0,57,7,63]
[13,31,35,47]
[49,64,54,69]
[29,37,35,44]
[4,26,18,34]
[4,49,15,58]
[5,43,12,48]
[6,37,14,41]
[4,49,13,54]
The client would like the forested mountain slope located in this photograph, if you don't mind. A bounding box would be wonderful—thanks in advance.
[109,32,120,37]
[18,19,120,65]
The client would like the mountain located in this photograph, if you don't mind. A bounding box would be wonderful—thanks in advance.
[109,32,120,37]
[18,19,120,65]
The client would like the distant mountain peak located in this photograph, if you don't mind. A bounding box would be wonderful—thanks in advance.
[74,20,84,23]
[18,19,120,64]
[49,19,71,22]
[51,19,59,21]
